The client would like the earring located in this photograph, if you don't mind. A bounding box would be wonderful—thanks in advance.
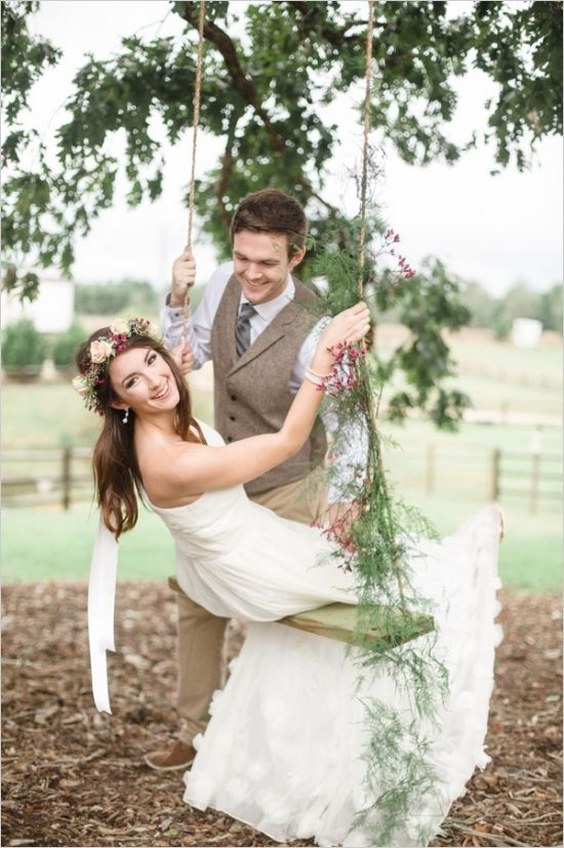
[122,408,130,424]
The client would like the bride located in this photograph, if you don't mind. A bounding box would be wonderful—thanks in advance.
[75,306,502,847]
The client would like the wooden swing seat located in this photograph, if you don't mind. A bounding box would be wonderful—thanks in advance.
[280,602,434,649]
[168,578,433,649]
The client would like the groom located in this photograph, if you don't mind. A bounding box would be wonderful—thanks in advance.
[146,188,356,770]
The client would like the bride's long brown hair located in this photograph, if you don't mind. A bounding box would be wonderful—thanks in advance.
[76,330,205,537]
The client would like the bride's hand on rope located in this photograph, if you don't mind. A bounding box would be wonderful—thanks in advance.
[310,302,371,376]
[170,246,196,308]
[172,338,193,376]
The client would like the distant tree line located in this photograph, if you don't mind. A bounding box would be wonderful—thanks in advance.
[2,273,560,372]
[1,279,159,369]
[71,273,563,342]
[75,278,158,315]
[375,277,561,338]
[458,280,562,337]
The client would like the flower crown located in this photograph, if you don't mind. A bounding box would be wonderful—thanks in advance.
[72,317,160,415]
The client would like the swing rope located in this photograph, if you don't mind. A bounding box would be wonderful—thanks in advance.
[183,0,206,337]
[357,0,374,299]
[357,0,406,609]
[182,0,403,609]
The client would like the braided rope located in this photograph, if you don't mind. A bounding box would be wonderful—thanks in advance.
[357,0,374,298]
[357,1,405,607]
[183,0,206,336]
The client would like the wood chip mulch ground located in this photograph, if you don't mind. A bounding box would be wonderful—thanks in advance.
[1,583,562,848]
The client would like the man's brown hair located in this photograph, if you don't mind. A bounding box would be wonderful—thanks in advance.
[230,189,307,258]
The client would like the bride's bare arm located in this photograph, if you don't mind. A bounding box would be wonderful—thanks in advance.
[143,303,370,504]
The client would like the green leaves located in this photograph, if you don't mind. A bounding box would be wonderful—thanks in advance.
[2,0,561,296]
[470,1,562,168]
[311,212,472,431]
[374,257,472,429]
[1,317,46,365]
[1,0,61,124]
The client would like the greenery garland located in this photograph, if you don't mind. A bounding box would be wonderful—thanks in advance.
[310,215,454,845]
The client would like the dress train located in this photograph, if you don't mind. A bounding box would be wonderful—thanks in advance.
[182,505,502,847]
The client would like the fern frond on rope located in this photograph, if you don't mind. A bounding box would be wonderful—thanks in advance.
[312,182,449,848]
[309,2,450,842]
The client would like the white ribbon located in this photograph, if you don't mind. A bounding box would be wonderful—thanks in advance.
[87,514,118,714]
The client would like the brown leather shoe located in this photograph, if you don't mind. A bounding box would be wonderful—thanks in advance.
[144,739,196,771]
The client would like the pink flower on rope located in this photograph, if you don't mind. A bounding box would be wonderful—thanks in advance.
[379,227,416,280]
[318,341,366,397]
[397,255,416,279]
[313,495,368,564]
[384,228,401,245]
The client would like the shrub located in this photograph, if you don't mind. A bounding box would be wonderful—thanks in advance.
[1,319,47,367]
[51,322,86,367]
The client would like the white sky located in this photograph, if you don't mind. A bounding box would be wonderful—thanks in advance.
[23,0,563,296]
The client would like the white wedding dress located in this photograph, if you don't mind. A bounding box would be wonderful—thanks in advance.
[144,422,503,847]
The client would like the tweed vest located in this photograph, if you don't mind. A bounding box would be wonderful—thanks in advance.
[211,274,327,495]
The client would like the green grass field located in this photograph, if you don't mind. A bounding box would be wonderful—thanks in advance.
[2,490,560,592]
[1,502,174,583]
[2,328,561,592]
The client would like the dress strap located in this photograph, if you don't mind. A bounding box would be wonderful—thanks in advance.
[87,514,119,714]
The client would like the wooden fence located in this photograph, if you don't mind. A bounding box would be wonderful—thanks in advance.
[2,445,562,514]
[381,443,561,515]
[2,447,94,509]
[490,449,562,514]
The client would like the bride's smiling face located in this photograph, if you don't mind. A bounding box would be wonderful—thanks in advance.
[108,346,180,415]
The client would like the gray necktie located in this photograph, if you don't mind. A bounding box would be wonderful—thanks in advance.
[235,303,257,357]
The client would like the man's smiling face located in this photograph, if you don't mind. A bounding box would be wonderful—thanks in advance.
[232,229,304,304]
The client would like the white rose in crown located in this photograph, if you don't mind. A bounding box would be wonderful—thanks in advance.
[90,339,114,363]
[110,318,129,335]
[72,375,89,395]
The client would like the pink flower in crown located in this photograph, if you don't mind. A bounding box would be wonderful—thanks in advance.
[74,317,162,416]
[112,335,129,353]
[90,339,114,364]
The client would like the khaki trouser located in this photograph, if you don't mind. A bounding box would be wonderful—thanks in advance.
[170,468,328,746]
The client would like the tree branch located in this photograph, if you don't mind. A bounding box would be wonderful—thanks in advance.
[178,4,283,153]
[290,1,370,46]
[214,107,240,231]
[178,3,337,213]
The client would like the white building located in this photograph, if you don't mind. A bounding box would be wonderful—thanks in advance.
[1,274,75,333]
[511,317,543,349]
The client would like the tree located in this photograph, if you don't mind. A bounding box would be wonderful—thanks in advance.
[373,257,472,430]
[501,280,544,323]
[1,0,562,426]
[1,0,61,301]
[457,279,500,328]
[488,281,562,339]
[2,1,561,282]
[537,283,563,334]
[1,1,61,148]
[74,279,158,315]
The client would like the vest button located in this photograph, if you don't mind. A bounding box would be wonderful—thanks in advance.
[229,414,236,422]
[226,436,233,442]
[230,394,237,401]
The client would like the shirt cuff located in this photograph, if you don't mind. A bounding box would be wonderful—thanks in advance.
[166,291,190,311]
[164,303,185,318]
